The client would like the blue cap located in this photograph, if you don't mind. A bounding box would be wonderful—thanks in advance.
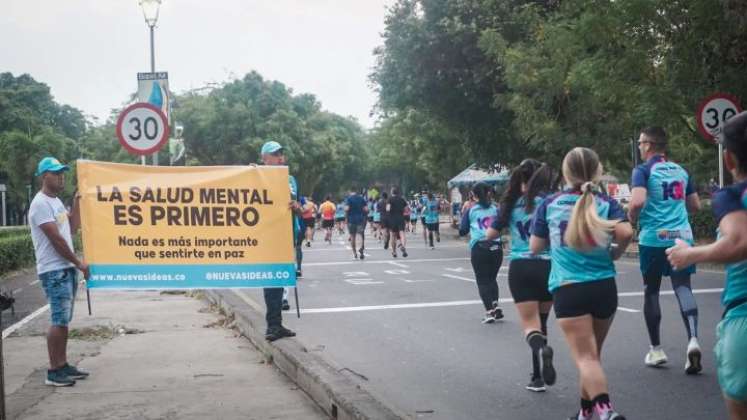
[35,157,70,176]
[260,141,283,155]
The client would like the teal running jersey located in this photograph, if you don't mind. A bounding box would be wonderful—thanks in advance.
[495,196,550,260]
[531,190,626,292]
[289,175,300,236]
[425,199,440,224]
[713,179,747,319]
[335,203,345,219]
[459,203,500,249]
[632,155,695,247]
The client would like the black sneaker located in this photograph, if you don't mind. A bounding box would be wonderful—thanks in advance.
[490,302,504,320]
[541,345,556,386]
[525,375,546,392]
[359,248,365,260]
[400,246,408,258]
[282,299,290,311]
[46,368,76,387]
[265,326,296,342]
[61,363,89,380]
[296,270,303,278]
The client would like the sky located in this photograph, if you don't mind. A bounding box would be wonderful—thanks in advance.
[1,0,395,128]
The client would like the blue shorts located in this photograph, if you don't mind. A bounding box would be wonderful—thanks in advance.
[39,267,78,327]
[639,245,695,277]
[715,316,747,401]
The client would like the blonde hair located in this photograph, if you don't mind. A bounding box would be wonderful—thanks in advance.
[562,147,619,250]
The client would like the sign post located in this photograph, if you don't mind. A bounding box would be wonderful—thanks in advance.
[696,93,742,187]
[116,102,170,158]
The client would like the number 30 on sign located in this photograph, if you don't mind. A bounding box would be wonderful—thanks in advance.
[116,102,170,156]
[696,93,742,145]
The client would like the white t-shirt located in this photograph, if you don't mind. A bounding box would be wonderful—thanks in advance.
[28,192,75,275]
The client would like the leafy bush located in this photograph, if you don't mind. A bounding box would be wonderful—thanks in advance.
[0,234,35,276]
[691,202,717,241]
[0,226,30,240]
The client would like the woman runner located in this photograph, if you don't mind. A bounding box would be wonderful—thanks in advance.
[530,147,633,420]
[459,182,503,324]
[487,159,557,392]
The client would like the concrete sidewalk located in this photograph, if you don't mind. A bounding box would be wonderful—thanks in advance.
[2,283,327,419]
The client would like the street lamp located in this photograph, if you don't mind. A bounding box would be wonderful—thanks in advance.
[139,0,162,165]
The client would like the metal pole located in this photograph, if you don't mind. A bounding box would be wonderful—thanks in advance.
[1,190,6,226]
[149,25,158,166]
[718,141,725,188]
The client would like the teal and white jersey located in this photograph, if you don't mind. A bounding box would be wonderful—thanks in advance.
[632,155,695,247]
[713,179,747,319]
[335,203,346,219]
[531,190,626,292]
[409,204,418,220]
[459,203,500,249]
[499,196,549,260]
[372,207,381,222]
[425,199,440,224]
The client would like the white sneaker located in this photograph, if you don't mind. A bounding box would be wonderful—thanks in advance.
[685,337,702,375]
[481,312,496,324]
[645,346,668,367]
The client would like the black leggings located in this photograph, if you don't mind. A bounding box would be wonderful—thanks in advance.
[470,245,503,310]
[643,272,699,346]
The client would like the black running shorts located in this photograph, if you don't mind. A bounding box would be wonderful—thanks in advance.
[426,222,439,232]
[389,217,406,233]
[508,259,552,303]
[321,219,334,229]
[303,218,315,229]
[553,279,617,319]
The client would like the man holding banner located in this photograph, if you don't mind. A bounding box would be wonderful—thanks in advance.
[261,140,303,341]
[29,157,90,387]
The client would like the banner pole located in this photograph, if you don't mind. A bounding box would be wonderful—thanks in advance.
[294,287,300,319]
[86,287,92,316]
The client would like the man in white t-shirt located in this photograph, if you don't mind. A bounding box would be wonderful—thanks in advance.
[28,157,89,387]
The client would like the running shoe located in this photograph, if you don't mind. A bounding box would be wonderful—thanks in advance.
[600,411,626,420]
[61,363,89,380]
[265,326,296,342]
[685,337,702,375]
[525,375,546,392]
[296,270,303,278]
[645,346,668,367]
[392,251,398,258]
[45,369,75,387]
[306,241,311,247]
[353,251,358,260]
[359,248,365,260]
[401,247,408,258]
[282,299,290,311]
[490,302,504,320]
[541,345,556,385]
[481,312,496,324]
[567,410,594,420]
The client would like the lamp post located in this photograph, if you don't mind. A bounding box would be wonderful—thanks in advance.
[139,0,162,166]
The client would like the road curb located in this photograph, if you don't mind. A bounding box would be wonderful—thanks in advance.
[204,290,408,420]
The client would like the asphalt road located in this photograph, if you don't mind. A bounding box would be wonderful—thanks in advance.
[237,224,726,420]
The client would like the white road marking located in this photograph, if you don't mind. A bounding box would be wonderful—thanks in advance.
[402,279,435,283]
[2,305,50,339]
[343,272,370,277]
[442,274,475,283]
[388,261,409,268]
[445,267,469,273]
[345,279,384,285]
[29,279,39,286]
[618,288,723,297]
[12,288,22,295]
[305,257,469,267]
[384,269,410,275]
[298,288,725,315]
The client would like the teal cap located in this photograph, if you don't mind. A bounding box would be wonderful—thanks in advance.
[260,141,283,155]
[35,157,70,176]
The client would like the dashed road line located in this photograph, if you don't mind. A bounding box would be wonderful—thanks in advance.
[442,274,475,283]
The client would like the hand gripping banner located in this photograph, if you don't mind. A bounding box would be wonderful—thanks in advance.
[77,160,296,289]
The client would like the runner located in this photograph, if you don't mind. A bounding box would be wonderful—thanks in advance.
[372,199,381,241]
[367,197,375,232]
[409,200,419,233]
[388,187,409,258]
[335,199,346,235]
[666,111,747,420]
[488,159,557,392]
[379,192,391,250]
[530,147,633,420]
[319,195,336,244]
[458,182,503,324]
[302,197,316,247]
[425,192,441,249]
[628,126,702,374]
[419,192,429,246]
[345,190,368,260]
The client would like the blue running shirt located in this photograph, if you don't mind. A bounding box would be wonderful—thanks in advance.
[531,190,626,292]
[494,196,550,260]
[425,199,440,224]
[459,204,500,249]
[345,194,367,225]
[712,179,747,319]
[632,155,695,247]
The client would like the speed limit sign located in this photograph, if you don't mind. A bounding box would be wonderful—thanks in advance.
[696,93,742,144]
[116,102,170,156]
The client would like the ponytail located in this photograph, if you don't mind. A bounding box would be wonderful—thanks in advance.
[562,148,620,250]
[472,182,493,209]
[524,163,557,213]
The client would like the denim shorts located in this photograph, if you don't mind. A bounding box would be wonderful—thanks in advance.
[39,267,78,327]
[715,316,747,402]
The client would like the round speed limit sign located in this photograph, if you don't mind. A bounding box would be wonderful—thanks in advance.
[696,93,742,144]
[116,102,170,155]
